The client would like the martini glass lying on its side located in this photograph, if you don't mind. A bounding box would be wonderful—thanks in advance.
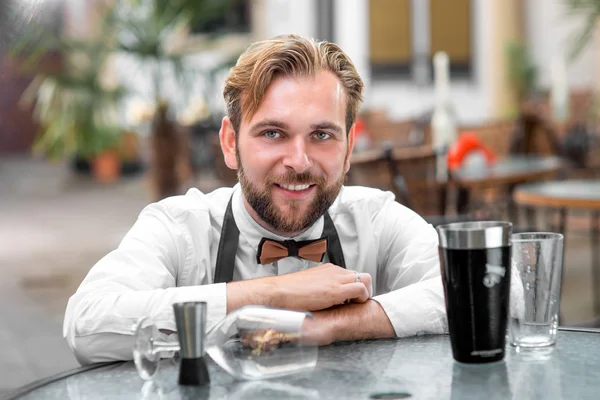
[133,305,318,381]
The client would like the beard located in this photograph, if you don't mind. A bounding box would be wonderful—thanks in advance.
[237,153,346,234]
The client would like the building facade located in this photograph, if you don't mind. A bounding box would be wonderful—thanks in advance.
[256,0,598,125]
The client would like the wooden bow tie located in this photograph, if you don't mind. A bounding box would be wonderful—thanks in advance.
[256,237,328,265]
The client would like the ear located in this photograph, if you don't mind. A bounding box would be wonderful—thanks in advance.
[344,123,356,173]
[219,116,238,170]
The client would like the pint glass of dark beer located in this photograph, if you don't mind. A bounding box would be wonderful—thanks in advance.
[437,221,512,364]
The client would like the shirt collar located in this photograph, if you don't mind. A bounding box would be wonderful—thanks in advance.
[231,184,325,252]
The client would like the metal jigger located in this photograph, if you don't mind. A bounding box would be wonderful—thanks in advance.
[172,301,210,386]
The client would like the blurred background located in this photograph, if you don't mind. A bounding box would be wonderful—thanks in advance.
[1,0,600,395]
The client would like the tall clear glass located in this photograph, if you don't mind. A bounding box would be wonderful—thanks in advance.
[509,232,564,349]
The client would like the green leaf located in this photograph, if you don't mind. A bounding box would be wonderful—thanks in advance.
[506,41,538,100]
[568,13,599,61]
[564,0,600,61]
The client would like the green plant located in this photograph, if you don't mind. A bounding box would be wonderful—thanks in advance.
[566,0,600,61]
[23,62,126,160]
[13,13,126,160]
[12,0,242,191]
[506,41,538,102]
[110,0,236,105]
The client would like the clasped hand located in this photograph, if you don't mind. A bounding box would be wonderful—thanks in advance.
[268,263,373,312]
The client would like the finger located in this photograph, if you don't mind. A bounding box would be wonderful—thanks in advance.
[343,272,373,297]
[340,282,370,304]
[341,270,364,284]
[357,273,373,297]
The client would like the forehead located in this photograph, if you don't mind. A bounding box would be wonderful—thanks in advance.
[242,71,347,129]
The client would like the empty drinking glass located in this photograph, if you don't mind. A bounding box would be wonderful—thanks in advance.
[509,232,564,349]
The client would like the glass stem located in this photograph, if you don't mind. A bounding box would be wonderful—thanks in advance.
[152,341,180,354]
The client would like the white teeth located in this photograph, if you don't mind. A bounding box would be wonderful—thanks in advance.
[280,184,310,191]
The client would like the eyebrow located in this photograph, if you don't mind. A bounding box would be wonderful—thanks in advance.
[249,119,290,132]
[249,119,344,135]
[310,122,344,135]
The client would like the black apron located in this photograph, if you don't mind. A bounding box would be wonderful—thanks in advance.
[214,196,346,283]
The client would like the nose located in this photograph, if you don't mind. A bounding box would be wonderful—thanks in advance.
[282,136,312,173]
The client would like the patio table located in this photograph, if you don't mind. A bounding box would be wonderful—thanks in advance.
[451,155,565,215]
[350,148,565,219]
[7,328,600,400]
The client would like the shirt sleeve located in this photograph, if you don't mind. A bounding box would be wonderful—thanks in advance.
[63,201,227,365]
[370,199,448,337]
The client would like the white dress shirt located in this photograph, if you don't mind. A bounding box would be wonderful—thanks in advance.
[63,184,448,364]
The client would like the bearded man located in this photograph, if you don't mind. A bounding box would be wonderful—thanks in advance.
[64,34,447,364]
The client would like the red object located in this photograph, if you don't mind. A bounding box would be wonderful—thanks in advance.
[355,118,366,133]
[354,117,371,140]
[447,132,496,170]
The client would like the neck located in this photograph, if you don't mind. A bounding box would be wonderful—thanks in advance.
[241,195,305,238]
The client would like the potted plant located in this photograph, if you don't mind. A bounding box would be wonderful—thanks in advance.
[10,5,131,183]
[15,0,244,192]
[18,45,126,183]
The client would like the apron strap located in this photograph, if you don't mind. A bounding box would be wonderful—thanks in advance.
[323,211,346,269]
[214,196,239,283]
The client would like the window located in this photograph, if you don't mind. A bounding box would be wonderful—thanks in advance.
[369,0,412,78]
[369,0,473,81]
[429,0,472,77]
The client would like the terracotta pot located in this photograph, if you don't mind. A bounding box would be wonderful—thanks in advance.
[92,150,121,184]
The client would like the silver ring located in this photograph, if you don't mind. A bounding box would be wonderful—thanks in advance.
[355,272,360,283]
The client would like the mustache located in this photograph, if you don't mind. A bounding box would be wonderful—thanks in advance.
[267,172,325,186]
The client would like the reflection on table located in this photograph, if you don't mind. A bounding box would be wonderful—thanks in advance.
[9,329,600,400]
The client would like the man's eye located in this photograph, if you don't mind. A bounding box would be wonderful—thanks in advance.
[264,130,280,139]
[314,131,331,140]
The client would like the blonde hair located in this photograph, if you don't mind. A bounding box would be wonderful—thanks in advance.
[223,34,364,135]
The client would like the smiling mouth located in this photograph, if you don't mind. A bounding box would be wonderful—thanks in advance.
[275,183,313,191]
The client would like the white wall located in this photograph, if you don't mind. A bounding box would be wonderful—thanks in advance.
[333,0,371,97]
[525,0,597,90]
[263,0,317,38]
